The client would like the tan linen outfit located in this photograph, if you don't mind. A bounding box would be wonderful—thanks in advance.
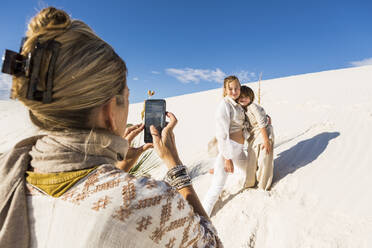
[0,131,222,248]
[245,103,275,190]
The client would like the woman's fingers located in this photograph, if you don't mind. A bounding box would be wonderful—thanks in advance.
[164,112,178,130]
[133,144,154,157]
[125,124,144,142]
[150,125,161,145]
[147,112,182,168]
[127,124,140,132]
[124,124,139,136]
[142,143,153,151]
[132,124,144,135]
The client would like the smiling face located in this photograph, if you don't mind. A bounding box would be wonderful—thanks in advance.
[225,80,241,100]
[238,95,251,107]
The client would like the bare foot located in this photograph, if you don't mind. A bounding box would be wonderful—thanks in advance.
[209,168,214,174]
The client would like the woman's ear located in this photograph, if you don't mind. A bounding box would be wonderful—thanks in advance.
[102,97,118,132]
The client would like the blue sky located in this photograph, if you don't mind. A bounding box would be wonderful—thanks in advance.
[1,0,372,103]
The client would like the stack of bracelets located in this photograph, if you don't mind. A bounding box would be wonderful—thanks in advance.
[164,165,192,190]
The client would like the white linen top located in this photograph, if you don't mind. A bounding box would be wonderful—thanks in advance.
[215,96,249,160]
[26,164,222,248]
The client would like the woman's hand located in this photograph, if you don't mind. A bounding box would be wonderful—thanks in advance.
[123,124,144,144]
[116,146,152,172]
[261,140,272,154]
[116,123,153,172]
[224,159,234,173]
[123,123,153,155]
[150,112,182,169]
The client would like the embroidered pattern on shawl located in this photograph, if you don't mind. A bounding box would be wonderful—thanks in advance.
[27,164,223,247]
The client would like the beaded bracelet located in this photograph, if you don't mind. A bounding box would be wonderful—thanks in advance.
[164,165,192,190]
[166,165,187,180]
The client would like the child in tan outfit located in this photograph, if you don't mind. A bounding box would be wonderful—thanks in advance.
[238,86,275,190]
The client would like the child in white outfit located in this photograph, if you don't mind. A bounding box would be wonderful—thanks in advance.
[202,76,250,216]
[238,85,274,190]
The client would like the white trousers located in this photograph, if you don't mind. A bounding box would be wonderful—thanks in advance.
[202,141,248,216]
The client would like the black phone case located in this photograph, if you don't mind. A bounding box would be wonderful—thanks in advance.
[144,99,166,143]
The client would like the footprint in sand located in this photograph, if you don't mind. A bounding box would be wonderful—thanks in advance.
[242,227,257,248]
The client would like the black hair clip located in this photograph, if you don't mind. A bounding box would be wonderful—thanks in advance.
[1,37,61,103]
[27,40,61,103]
[1,37,31,77]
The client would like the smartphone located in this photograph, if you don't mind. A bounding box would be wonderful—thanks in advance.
[144,99,166,143]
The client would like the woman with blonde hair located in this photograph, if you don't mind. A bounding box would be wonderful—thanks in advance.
[202,76,250,216]
[0,7,221,247]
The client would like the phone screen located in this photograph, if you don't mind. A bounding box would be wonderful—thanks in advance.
[144,99,166,143]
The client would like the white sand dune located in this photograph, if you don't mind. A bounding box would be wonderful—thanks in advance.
[127,65,372,247]
[1,65,371,247]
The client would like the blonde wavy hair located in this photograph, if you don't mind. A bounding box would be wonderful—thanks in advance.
[12,7,127,131]
[222,75,240,97]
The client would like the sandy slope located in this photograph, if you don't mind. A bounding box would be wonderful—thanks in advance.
[1,65,371,247]
[127,65,372,247]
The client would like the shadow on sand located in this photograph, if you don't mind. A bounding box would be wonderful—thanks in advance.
[211,188,246,217]
[272,131,340,185]
[208,132,340,216]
